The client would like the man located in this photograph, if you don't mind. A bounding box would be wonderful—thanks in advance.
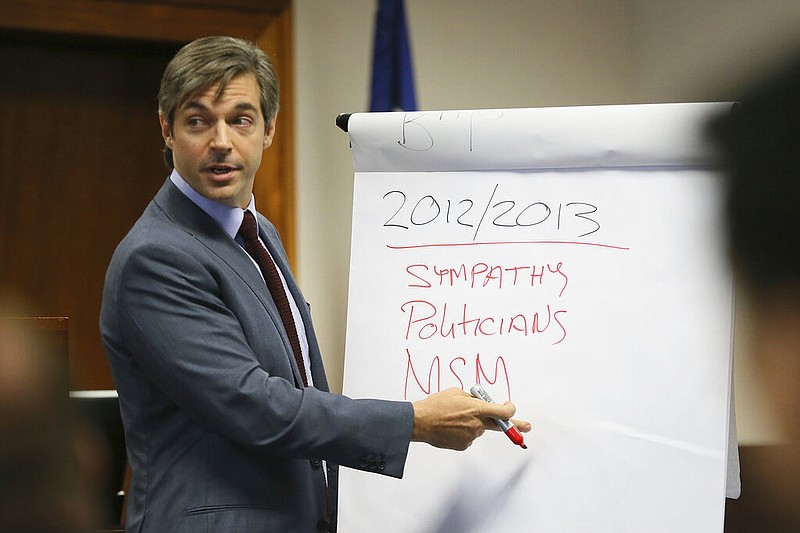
[100,36,529,532]
[708,52,800,531]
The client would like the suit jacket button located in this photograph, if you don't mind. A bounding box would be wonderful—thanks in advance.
[310,459,321,470]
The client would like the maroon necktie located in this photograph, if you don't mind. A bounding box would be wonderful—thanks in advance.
[238,210,308,387]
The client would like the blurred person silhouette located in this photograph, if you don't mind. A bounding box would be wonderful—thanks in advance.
[708,51,800,532]
[0,292,106,532]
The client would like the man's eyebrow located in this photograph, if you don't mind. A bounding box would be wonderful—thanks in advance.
[182,100,209,113]
[180,101,259,113]
[233,102,259,113]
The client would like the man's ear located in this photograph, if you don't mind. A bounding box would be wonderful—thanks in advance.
[263,118,277,150]
[159,114,174,149]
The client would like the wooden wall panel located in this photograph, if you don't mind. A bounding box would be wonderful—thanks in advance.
[0,36,178,388]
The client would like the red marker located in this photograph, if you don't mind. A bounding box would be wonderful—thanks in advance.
[470,384,527,449]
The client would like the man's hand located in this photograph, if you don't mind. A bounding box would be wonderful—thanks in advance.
[411,387,531,451]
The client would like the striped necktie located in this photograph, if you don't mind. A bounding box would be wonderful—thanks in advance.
[238,210,308,387]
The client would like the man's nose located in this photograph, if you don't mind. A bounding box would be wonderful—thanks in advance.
[210,123,233,151]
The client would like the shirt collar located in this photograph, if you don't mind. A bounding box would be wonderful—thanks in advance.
[170,169,256,239]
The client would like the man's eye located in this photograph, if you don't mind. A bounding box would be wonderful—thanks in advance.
[232,117,254,126]
[187,117,206,127]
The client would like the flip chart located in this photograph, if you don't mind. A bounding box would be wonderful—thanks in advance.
[339,103,735,532]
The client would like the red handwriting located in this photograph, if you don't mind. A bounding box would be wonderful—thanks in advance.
[405,261,568,296]
[400,300,568,345]
[403,348,512,401]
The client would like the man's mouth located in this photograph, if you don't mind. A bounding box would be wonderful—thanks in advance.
[208,165,236,174]
[205,164,240,177]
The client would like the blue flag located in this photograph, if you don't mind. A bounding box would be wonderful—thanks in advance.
[369,0,417,112]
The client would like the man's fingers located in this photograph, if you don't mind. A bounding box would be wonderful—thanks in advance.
[475,401,532,434]
[512,418,532,433]
[478,399,516,419]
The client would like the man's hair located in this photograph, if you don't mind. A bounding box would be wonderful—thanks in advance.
[707,53,800,296]
[157,36,280,168]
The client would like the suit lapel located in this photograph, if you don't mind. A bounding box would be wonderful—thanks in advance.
[153,180,267,299]
[152,179,309,388]
[257,215,329,392]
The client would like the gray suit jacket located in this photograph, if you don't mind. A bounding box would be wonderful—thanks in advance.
[101,179,414,532]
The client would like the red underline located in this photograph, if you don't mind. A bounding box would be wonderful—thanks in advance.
[386,240,630,251]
